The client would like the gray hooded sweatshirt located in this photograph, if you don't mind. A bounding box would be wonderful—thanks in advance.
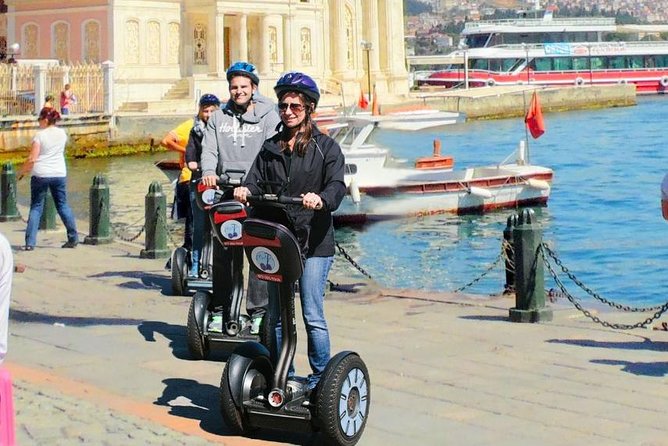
[200,92,281,178]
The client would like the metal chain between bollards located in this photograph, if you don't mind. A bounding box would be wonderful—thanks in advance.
[453,246,504,293]
[502,238,515,270]
[110,206,146,243]
[334,241,373,279]
[541,242,666,313]
[540,244,668,330]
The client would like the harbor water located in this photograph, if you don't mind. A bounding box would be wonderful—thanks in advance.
[14,96,668,306]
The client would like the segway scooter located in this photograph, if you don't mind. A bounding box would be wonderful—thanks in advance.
[186,172,273,360]
[219,194,370,446]
[170,180,214,296]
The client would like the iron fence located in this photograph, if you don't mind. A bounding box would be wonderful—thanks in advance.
[0,62,104,117]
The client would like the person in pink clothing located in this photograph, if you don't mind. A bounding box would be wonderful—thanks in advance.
[59,84,76,115]
[0,232,12,364]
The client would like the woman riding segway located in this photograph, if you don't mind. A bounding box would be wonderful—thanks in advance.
[221,72,371,445]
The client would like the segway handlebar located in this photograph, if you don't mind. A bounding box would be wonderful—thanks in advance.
[245,194,304,206]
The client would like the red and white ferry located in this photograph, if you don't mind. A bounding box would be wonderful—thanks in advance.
[420,13,668,94]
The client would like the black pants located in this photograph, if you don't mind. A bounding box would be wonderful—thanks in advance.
[175,181,193,250]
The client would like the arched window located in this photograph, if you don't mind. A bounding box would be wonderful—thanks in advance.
[83,20,100,62]
[344,5,354,69]
[269,26,278,63]
[146,21,161,64]
[167,22,180,64]
[53,21,70,62]
[300,28,312,65]
[125,19,140,64]
[22,23,38,58]
[193,22,207,65]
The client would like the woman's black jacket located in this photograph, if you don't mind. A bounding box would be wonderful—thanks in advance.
[243,124,347,258]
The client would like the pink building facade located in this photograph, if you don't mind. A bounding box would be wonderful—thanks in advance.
[5,0,108,63]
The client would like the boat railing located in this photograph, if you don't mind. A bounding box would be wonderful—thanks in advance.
[492,40,668,53]
[464,17,615,30]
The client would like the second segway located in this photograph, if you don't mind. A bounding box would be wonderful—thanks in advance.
[170,179,214,296]
[186,172,273,360]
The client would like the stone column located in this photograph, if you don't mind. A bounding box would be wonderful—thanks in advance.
[282,14,293,71]
[330,0,347,75]
[33,64,47,112]
[364,0,381,74]
[387,0,408,78]
[238,14,248,62]
[215,12,227,77]
[102,60,114,115]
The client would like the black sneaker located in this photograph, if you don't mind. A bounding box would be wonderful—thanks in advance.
[24,245,34,251]
[61,241,78,249]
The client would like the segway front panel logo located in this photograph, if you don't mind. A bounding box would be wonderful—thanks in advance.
[201,188,217,205]
[221,220,242,240]
[251,247,279,273]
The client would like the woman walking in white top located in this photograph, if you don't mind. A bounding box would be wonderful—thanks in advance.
[19,107,78,251]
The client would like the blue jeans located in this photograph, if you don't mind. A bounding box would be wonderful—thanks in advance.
[25,176,78,247]
[189,184,207,277]
[273,255,333,390]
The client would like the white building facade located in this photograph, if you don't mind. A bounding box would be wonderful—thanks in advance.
[3,0,409,110]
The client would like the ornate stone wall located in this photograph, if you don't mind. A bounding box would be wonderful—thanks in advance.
[4,0,409,107]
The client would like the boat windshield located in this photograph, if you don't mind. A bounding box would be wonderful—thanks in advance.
[464,33,492,48]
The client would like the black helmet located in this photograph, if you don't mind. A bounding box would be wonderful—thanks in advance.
[198,93,220,107]
[226,61,260,85]
[274,72,320,107]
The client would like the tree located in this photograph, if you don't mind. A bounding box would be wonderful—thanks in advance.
[404,0,431,16]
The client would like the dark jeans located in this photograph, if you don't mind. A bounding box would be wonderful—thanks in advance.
[25,176,78,247]
[189,182,208,276]
[174,181,192,250]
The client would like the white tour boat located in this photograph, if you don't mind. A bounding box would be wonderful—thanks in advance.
[420,10,668,94]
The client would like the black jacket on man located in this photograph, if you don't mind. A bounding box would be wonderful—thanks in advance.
[243,124,346,258]
[185,117,206,180]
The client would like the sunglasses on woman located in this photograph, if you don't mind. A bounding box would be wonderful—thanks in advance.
[278,102,305,113]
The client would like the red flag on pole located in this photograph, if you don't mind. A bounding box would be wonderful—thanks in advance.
[358,89,368,110]
[524,91,545,139]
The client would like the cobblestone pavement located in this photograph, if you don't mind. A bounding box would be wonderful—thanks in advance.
[2,217,668,446]
[14,380,213,446]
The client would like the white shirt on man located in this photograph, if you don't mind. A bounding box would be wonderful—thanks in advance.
[31,126,68,178]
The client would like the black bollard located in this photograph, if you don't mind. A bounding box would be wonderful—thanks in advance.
[39,191,57,230]
[502,213,518,294]
[509,209,553,323]
[84,174,113,245]
[0,163,20,221]
[140,181,170,259]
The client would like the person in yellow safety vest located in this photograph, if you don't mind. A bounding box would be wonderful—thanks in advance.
[161,118,195,250]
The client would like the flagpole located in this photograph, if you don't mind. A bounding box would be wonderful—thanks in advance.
[523,89,530,164]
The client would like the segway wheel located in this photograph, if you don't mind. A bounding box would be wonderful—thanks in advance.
[171,247,189,296]
[186,294,209,359]
[315,352,370,446]
[220,347,272,435]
